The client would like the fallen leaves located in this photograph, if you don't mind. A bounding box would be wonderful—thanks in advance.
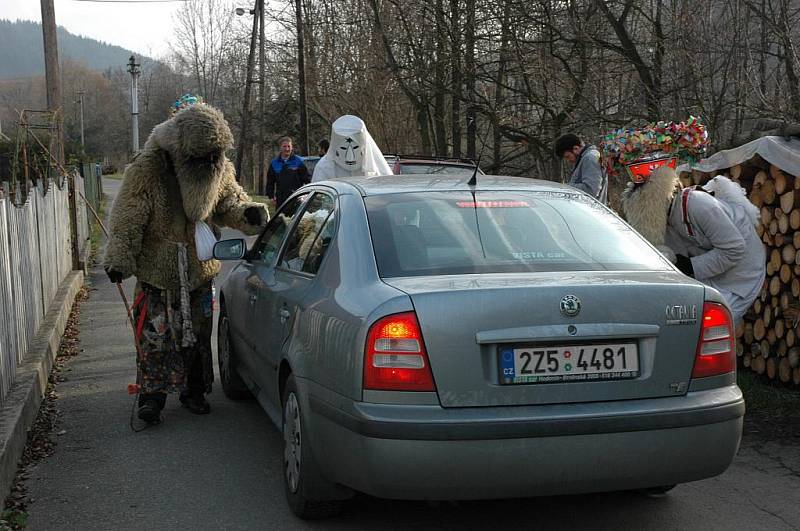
[1,287,89,530]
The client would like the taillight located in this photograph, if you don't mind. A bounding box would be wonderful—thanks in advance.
[692,302,735,378]
[364,312,436,392]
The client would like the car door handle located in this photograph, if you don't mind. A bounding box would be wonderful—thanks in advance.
[279,307,291,323]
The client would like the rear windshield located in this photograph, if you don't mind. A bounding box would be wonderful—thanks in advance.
[365,191,669,278]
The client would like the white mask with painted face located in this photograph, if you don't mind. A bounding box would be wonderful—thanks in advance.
[310,114,394,182]
[330,115,366,172]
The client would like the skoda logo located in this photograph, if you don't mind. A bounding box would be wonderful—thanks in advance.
[560,295,581,317]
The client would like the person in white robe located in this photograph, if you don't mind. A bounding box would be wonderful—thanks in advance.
[311,115,393,182]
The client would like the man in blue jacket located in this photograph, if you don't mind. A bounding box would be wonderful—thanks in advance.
[555,133,608,205]
[266,136,310,208]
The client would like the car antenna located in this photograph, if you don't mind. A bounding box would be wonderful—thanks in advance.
[467,155,486,258]
[466,117,492,258]
[466,111,491,188]
[467,156,479,187]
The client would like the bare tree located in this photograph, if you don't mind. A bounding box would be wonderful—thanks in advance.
[171,0,236,105]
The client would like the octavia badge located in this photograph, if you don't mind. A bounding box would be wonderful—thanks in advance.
[560,295,581,317]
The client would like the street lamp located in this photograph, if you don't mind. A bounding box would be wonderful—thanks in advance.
[233,3,262,192]
[127,55,140,153]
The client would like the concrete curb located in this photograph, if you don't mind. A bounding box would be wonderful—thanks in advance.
[0,270,85,501]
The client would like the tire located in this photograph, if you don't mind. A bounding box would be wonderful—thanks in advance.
[282,375,344,519]
[217,309,253,400]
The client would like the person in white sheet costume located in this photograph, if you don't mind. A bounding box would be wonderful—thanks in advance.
[311,115,393,181]
[622,166,765,325]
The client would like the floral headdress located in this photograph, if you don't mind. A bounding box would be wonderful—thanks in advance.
[601,116,709,182]
[170,93,205,115]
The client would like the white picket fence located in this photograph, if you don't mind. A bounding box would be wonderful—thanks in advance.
[0,174,90,406]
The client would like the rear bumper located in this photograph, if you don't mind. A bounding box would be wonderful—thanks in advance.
[305,384,743,500]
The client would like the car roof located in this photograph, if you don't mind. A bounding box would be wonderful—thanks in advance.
[384,154,479,166]
[399,159,475,167]
[322,174,575,197]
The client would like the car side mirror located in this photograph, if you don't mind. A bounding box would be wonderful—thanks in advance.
[213,239,246,260]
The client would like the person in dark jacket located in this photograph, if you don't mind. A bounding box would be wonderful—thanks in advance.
[554,133,608,205]
[266,136,310,208]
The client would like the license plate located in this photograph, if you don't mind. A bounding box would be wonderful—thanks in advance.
[499,343,639,384]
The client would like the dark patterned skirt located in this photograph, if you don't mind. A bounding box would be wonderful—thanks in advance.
[131,281,214,395]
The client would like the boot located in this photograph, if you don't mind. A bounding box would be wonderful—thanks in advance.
[138,393,165,423]
[179,392,211,415]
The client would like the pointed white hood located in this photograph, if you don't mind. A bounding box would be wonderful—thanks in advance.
[311,115,392,182]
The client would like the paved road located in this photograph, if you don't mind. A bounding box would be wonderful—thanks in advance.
[22,178,800,530]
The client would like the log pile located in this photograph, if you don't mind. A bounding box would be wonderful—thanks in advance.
[712,157,800,385]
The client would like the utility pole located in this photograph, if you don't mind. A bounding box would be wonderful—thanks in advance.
[41,0,63,164]
[127,55,141,153]
[257,0,266,195]
[76,90,85,149]
[235,4,260,190]
[295,0,309,155]
[42,0,80,270]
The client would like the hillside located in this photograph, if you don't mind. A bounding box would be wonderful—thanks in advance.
[0,19,152,80]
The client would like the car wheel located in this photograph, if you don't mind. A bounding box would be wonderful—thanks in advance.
[282,375,343,519]
[217,309,252,400]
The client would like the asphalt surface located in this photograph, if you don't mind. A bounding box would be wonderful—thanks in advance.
[21,178,800,530]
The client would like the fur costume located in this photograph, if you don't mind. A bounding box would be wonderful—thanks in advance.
[104,104,268,290]
[621,166,682,262]
[105,104,269,406]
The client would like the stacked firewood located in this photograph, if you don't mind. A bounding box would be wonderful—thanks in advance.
[722,161,800,384]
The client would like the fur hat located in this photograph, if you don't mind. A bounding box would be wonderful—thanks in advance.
[621,165,682,248]
[148,104,234,160]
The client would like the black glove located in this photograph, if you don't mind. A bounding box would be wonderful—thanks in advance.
[675,254,694,277]
[105,267,124,283]
[244,206,264,226]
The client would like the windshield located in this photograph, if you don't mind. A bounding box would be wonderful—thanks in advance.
[365,191,670,278]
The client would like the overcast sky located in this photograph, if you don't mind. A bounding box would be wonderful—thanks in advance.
[1,0,187,58]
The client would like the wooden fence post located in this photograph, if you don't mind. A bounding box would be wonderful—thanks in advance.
[67,170,81,271]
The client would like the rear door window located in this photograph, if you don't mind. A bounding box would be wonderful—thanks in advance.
[364,191,669,277]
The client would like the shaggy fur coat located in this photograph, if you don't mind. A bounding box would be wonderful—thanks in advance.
[104,105,268,290]
[620,166,682,262]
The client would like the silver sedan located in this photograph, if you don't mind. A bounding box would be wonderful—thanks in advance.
[213,175,743,519]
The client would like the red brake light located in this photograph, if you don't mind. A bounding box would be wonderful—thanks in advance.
[364,312,436,392]
[455,200,530,208]
[692,302,735,378]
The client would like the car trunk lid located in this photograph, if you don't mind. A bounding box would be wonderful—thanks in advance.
[383,271,705,407]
